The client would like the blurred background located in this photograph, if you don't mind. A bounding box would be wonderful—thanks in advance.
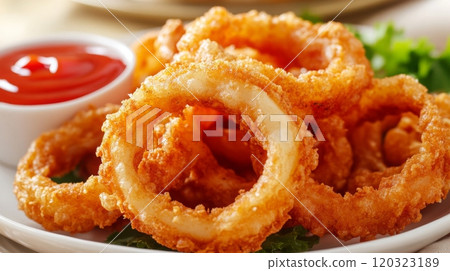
[0,0,449,51]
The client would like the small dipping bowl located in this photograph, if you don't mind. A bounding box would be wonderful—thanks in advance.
[0,33,135,167]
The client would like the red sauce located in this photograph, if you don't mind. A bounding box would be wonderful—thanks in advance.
[0,44,126,105]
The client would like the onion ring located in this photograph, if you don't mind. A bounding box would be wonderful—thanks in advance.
[347,95,449,192]
[99,104,258,212]
[98,59,317,252]
[14,105,121,233]
[289,75,449,240]
[178,7,373,115]
[179,41,356,195]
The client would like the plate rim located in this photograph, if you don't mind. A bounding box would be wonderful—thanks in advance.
[1,165,449,253]
[1,202,449,253]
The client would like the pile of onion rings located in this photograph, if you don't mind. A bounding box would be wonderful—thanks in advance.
[14,7,450,252]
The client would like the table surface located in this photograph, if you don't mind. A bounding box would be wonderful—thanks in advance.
[0,0,449,253]
[1,0,449,50]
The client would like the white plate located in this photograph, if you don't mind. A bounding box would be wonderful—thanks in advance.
[72,0,393,21]
[1,162,449,253]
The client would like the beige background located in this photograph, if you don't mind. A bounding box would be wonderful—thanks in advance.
[1,0,449,50]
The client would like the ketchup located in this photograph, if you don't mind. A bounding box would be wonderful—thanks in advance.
[0,44,126,105]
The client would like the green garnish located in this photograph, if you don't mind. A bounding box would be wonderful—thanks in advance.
[51,165,84,184]
[106,225,318,253]
[298,13,450,92]
[351,22,450,93]
[106,227,172,251]
[257,225,319,253]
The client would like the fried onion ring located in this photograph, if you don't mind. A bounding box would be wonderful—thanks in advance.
[179,40,356,195]
[178,7,373,115]
[14,105,121,233]
[289,75,449,240]
[99,59,317,252]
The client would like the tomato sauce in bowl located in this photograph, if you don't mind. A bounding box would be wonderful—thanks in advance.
[0,33,135,167]
[0,44,126,105]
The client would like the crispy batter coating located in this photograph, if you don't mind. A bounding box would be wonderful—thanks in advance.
[127,105,255,209]
[135,7,374,117]
[178,7,373,116]
[347,95,448,192]
[98,59,317,252]
[435,93,450,117]
[14,105,121,233]
[434,93,450,193]
[310,116,352,192]
[344,115,400,193]
[289,76,450,240]
[383,113,421,167]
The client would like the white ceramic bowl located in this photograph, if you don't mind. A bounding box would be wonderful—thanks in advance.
[0,33,135,167]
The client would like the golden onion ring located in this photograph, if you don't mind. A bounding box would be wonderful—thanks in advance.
[98,59,317,252]
[289,75,450,240]
[14,105,121,233]
[178,7,373,116]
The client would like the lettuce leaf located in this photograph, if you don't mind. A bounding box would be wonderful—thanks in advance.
[352,22,450,93]
[106,227,172,251]
[106,225,318,253]
[257,225,319,253]
[51,166,84,184]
